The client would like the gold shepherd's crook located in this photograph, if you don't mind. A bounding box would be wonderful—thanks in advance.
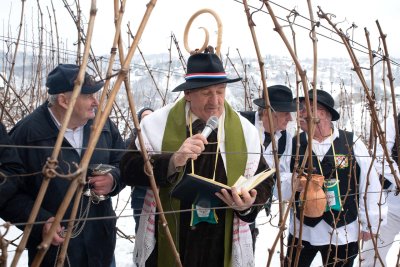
[184,8,223,57]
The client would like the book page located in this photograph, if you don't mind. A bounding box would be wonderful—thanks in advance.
[233,168,276,192]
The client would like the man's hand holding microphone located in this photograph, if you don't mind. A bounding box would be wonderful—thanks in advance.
[172,116,218,167]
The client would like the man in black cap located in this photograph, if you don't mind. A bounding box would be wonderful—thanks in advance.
[5,64,125,267]
[285,89,383,267]
[120,52,274,267]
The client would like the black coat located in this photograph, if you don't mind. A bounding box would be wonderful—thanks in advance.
[0,122,25,210]
[4,102,125,267]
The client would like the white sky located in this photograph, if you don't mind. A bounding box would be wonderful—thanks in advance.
[1,0,399,60]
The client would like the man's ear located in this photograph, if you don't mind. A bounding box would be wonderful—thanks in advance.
[318,108,331,121]
[58,93,70,109]
[184,91,191,102]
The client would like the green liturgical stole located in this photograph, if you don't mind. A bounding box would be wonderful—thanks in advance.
[158,98,247,267]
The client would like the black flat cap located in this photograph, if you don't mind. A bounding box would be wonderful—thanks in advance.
[46,64,104,95]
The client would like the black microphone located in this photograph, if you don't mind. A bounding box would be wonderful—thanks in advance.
[201,116,219,139]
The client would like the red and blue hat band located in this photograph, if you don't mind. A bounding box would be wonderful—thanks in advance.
[185,72,227,80]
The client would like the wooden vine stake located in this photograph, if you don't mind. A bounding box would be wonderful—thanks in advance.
[0,223,11,267]
[376,21,400,172]
[29,0,100,265]
[241,1,286,264]
[9,0,160,266]
[56,0,165,265]
[113,0,183,266]
[262,1,322,266]
[317,7,400,267]
[0,0,26,125]
[10,0,96,264]
[317,8,400,191]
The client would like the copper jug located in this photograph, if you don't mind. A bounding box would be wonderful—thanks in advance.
[300,174,327,218]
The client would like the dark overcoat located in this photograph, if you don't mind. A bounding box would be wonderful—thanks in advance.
[0,122,25,209]
[4,102,125,267]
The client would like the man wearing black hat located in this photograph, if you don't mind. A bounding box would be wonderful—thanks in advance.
[248,85,296,198]
[5,64,125,267]
[240,85,296,248]
[285,89,383,267]
[120,52,274,267]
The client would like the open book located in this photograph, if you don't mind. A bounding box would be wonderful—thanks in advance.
[171,168,276,208]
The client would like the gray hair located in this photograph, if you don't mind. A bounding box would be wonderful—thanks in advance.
[258,107,264,120]
[258,106,276,120]
[318,104,332,121]
[48,94,59,107]
[325,108,332,120]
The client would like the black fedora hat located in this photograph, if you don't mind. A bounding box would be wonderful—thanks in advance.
[172,53,241,92]
[253,85,297,112]
[298,89,340,121]
[46,64,104,95]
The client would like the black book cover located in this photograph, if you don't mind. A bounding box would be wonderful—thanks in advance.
[170,169,275,208]
[171,173,229,208]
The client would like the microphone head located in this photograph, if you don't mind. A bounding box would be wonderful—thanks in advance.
[206,116,219,130]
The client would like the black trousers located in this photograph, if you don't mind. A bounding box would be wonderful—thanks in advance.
[285,234,358,267]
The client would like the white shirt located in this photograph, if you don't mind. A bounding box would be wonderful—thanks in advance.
[263,131,294,200]
[252,111,293,200]
[375,116,400,214]
[287,126,384,245]
[48,108,85,155]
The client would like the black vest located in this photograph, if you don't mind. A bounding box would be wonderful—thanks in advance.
[391,114,400,162]
[291,130,360,228]
[276,131,287,159]
[386,114,400,189]
[239,111,256,125]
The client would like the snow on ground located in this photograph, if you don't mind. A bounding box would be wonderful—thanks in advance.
[2,187,400,266]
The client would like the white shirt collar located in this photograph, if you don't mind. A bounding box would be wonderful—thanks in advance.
[310,125,339,161]
[47,107,86,131]
[48,107,85,155]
